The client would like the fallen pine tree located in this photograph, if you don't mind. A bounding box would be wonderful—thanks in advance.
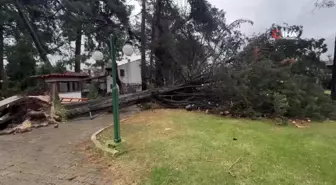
[2,59,334,130]
[65,59,336,122]
[64,84,202,118]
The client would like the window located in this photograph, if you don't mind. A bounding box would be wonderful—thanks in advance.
[120,69,125,77]
[58,81,80,92]
[58,82,69,93]
[72,81,80,91]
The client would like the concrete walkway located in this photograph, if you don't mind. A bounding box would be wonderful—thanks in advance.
[0,107,139,185]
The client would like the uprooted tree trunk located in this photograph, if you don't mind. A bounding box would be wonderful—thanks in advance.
[0,96,59,134]
[64,77,214,118]
[65,85,192,117]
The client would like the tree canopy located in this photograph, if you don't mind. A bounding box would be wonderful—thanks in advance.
[0,0,335,120]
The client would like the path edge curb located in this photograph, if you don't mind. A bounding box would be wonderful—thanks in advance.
[90,118,128,156]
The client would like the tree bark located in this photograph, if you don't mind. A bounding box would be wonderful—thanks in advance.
[0,23,5,93]
[140,0,147,90]
[154,0,164,87]
[14,0,52,68]
[74,26,82,72]
[331,35,336,100]
[64,85,187,118]
[149,1,156,86]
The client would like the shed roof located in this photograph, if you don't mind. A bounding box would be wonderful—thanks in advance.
[84,74,107,81]
[31,72,89,79]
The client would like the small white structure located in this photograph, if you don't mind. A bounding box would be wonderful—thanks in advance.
[32,72,89,100]
[105,59,142,93]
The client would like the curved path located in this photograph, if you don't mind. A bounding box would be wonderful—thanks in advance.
[0,107,139,185]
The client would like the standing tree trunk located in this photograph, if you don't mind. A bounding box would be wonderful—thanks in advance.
[14,0,51,68]
[154,0,164,87]
[140,0,147,90]
[331,36,336,100]
[149,2,156,87]
[0,23,5,93]
[74,26,82,73]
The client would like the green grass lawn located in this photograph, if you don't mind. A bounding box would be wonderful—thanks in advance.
[97,109,336,185]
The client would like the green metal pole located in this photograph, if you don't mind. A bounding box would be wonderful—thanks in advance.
[110,35,121,143]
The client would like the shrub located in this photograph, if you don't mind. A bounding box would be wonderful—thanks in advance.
[88,84,100,100]
[54,101,67,122]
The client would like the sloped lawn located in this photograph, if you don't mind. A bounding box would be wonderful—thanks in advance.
[97,109,336,185]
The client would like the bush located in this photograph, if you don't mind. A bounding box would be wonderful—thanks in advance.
[88,84,100,100]
[54,101,67,122]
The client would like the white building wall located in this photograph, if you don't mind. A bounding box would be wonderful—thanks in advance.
[118,64,128,84]
[44,77,84,99]
[106,75,121,93]
[106,75,112,93]
[129,60,142,84]
[106,59,142,93]
[59,91,82,99]
[119,59,141,84]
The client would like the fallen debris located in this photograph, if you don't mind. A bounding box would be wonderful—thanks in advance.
[0,95,58,135]
[289,119,310,128]
[227,157,243,177]
[15,119,32,133]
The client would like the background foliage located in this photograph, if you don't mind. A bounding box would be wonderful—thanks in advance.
[0,0,334,120]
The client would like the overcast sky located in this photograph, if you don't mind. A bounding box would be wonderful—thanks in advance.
[129,0,336,57]
[53,0,336,67]
[209,0,336,57]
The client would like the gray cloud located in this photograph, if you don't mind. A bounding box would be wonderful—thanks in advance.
[209,0,336,57]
